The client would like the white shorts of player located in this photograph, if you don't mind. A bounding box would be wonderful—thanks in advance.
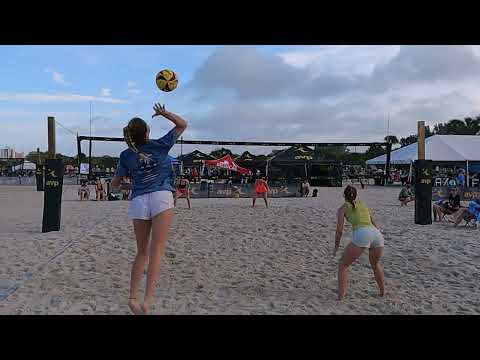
[351,225,384,248]
[128,190,174,220]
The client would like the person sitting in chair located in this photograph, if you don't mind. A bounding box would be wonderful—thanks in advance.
[453,198,480,228]
[398,184,414,206]
[95,178,106,201]
[78,181,90,201]
[433,188,461,222]
[303,180,310,197]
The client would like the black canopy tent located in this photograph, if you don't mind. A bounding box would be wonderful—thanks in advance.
[176,150,214,176]
[177,150,214,166]
[265,145,314,179]
[263,145,342,185]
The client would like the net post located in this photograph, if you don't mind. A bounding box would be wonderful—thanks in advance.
[42,116,64,233]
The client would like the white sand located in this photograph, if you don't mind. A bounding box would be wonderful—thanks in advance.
[1,184,479,315]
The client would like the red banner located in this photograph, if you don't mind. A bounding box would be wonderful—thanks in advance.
[203,155,252,175]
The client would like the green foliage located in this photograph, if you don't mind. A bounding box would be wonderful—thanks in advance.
[384,135,399,144]
[433,116,480,135]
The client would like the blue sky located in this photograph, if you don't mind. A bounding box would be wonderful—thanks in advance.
[1,45,480,157]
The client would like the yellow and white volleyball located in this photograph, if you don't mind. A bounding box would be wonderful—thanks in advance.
[155,69,178,92]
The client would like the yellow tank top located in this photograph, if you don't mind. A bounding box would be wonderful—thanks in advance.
[344,201,372,231]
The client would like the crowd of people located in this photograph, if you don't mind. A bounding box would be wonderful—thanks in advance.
[397,182,479,228]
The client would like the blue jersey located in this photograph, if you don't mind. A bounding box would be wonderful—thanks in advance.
[115,128,177,199]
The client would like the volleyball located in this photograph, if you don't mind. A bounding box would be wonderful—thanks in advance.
[156,69,178,92]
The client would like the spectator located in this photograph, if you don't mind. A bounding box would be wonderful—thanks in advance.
[78,181,90,201]
[457,170,465,187]
[398,184,414,206]
[95,178,106,201]
[433,188,461,222]
[453,198,480,227]
[303,180,310,197]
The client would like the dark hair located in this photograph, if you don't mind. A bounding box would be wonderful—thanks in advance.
[344,185,357,209]
[123,117,148,154]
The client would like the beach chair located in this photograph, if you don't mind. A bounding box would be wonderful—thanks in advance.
[463,216,477,228]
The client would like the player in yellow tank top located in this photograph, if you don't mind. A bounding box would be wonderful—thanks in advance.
[343,200,373,230]
[334,185,385,300]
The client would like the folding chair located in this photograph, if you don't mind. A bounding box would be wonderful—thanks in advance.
[460,212,478,229]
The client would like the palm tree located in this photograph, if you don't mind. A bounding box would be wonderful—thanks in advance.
[384,135,399,145]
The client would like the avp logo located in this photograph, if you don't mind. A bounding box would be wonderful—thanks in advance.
[48,169,58,178]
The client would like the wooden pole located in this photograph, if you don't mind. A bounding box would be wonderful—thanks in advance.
[417,121,425,160]
[48,116,56,159]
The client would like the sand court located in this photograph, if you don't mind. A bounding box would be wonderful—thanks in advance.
[1,185,479,315]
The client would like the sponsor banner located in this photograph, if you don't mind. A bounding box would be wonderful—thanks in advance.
[432,187,480,202]
[80,163,89,175]
[187,183,299,198]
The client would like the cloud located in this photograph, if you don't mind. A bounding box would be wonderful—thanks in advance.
[126,81,141,95]
[279,45,400,77]
[184,45,480,146]
[44,68,67,84]
[0,92,126,104]
[128,88,142,95]
[368,45,480,92]
[52,71,65,84]
[99,88,111,97]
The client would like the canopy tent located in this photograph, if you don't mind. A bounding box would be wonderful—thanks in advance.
[366,135,480,185]
[12,161,35,171]
[167,155,178,163]
[177,150,213,167]
[235,151,256,164]
[269,145,315,163]
[266,145,316,179]
[177,150,214,176]
[367,135,480,165]
[203,154,252,175]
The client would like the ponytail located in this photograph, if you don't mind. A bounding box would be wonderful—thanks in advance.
[344,185,357,210]
[123,117,148,159]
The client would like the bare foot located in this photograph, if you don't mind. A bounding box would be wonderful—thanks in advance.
[141,298,155,315]
[128,298,143,315]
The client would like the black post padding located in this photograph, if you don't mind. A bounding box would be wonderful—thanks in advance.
[88,139,92,178]
[36,164,44,191]
[385,142,392,185]
[77,136,82,173]
[414,159,433,225]
[42,159,64,233]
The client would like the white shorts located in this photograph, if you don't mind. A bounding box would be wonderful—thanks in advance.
[128,191,174,220]
[351,226,384,248]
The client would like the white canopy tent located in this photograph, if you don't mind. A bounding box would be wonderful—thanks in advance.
[367,135,480,185]
[12,161,36,171]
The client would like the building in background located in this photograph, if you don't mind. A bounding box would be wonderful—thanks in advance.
[0,147,24,159]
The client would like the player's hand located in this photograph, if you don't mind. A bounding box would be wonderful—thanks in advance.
[152,103,168,118]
